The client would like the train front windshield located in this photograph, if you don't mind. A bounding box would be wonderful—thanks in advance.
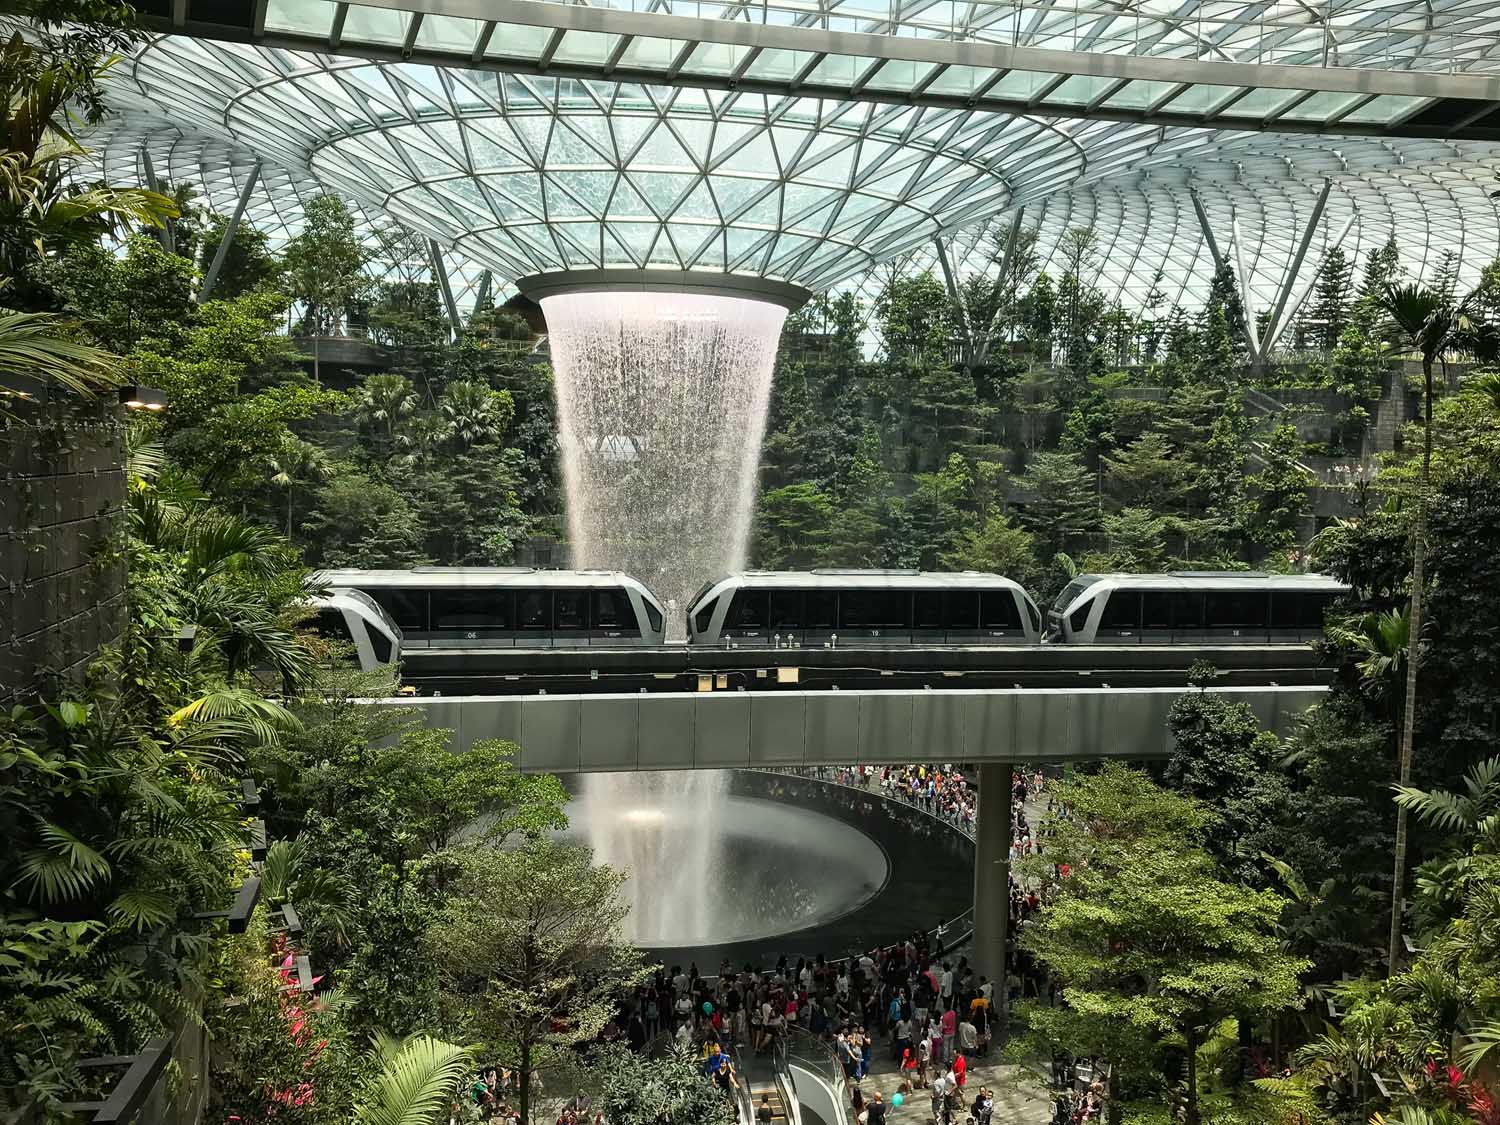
[1048,576,1097,637]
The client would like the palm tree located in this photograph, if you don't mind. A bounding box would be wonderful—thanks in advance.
[1331,608,1410,707]
[0,310,122,410]
[439,379,506,448]
[268,436,332,540]
[1374,281,1464,976]
[356,373,418,452]
[355,1035,473,1125]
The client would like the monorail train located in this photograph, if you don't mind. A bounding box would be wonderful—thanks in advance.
[314,567,668,648]
[686,570,1044,646]
[304,589,403,670]
[1048,571,1351,644]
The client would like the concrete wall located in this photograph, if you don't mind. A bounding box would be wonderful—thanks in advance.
[1,393,126,696]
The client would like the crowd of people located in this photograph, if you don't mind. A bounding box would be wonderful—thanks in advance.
[459,763,1109,1124]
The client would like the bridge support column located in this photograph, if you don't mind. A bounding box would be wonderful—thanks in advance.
[973,762,1011,1028]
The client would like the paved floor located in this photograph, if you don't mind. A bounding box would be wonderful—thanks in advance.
[841,1047,1051,1124]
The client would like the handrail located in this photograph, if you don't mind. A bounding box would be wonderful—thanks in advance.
[780,1026,851,1125]
[731,1041,755,1125]
[751,768,979,958]
[772,1036,802,1125]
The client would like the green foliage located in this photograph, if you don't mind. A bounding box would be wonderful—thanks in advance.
[428,842,651,1124]
[355,1035,474,1125]
[1014,766,1308,1124]
[594,1043,737,1125]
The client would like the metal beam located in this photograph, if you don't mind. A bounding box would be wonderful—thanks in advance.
[1231,212,1263,360]
[1265,210,1357,352]
[976,205,1027,362]
[472,268,492,316]
[139,150,175,256]
[932,235,972,349]
[429,239,461,335]
[155,0,1500,141]
[197,158,261,303]
[1189,189,1225,270]
[1262,177,1332,353]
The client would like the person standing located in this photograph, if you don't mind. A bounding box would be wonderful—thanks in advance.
[940,1003,957,1064]
[757,1095,774,1124]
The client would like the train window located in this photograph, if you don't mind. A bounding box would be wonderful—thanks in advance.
[555,590,588,631]
[518,590,550,629]
[914,592,943,629]
[943,592,979,630]
[841,591,911,629]
[1053,577,1095,613]
[1098,591,1141,631]
[1270,592,1302,630]
[692,597,717,636]
[367,623,393,664]
[980,591,1023,629]
[1206,590,1268,630]
[431,590,511,631]
[1024,597,1042,635]
[312,609,353,642]
[806,589,837,629]
[643,598,663,636]
[370,588,428,631]
[593,589,639,635]
[1142,592,1173,629]
[1302,592,1334,630]
[770,590,803,629]
[1170,594,1206,630]
[1068,598,1094,635]
[727,590,768,630]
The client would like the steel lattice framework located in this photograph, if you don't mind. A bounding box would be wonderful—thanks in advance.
[72,0,1500,323]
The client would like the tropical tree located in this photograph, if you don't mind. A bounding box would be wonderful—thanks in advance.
[283,194,368,383]
[268,435,333,540]
[1374,281,1464,975]
[439,379,512,449]
[355,372,419,453]
[355,1035,474,1125]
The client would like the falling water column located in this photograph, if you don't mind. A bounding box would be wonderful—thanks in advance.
[524,271,809,628]
[974,763,1012,1029]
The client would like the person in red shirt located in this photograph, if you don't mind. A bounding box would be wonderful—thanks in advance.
[953,1052,967,1089]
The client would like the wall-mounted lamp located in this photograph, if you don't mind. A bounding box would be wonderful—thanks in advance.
[119,385,167,411]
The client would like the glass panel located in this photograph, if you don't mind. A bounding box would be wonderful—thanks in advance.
[981,591,1024,629]
[1043,74,1120,106]
[1142,592,1174,630]
[863,60,941,92]
[1052,577,1097,612]
[807,589,837,629]
[924,64,993,97]
[265,0,338,34]
[1270,592,1302,630]
[1273,90,1367,122]
[431,590,513,630]
[415,15,480,53]
[313,609,353,642]
[983,69,1059,102]
[1156,83,1244,114]
[1205,591,1267,629]
[1098,592,1141,631]
[693,599,717,635]
[690,42,750,76]
[727,589,769,630]
[1302,593,1334,630]
[367,622,393,664]
[369,588,428,631]
[943,591,979,630]
[914,591,943,629]
[340,4,406,45]
[1214,86,1305,121]
[1068,600,1093,635]
[770,590,804,629]
[593,588,634,631]
[1340,94,1428,124]
[841,591,911,629]
[1099,79,1182,109]
[551,30,616,65]
[644,600,663,635]
[486,24,557,60]
[805,53,863,87]
[1169,592,1205,630]
[518,590,551,629]
[743,49,812,81]
[617,36,678,70]
[554,590,589,631]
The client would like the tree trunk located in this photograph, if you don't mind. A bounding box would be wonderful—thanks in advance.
[1184,1025,1201,1125]
[1388,357,1431,975]
[286,489,294,541]
[519,1037,531,1125]
[312,307,322,386]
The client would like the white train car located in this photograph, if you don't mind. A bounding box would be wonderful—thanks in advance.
[687,570,1043,646]
[306,589,403,671]
[1049,571,1350,644]
[315,567,667,648]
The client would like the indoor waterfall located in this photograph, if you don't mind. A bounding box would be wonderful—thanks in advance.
[542,286,790,947]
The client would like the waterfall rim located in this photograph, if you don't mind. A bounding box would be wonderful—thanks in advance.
[516,267,812,311]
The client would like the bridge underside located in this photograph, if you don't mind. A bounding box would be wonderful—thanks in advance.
[371,684,1325,772]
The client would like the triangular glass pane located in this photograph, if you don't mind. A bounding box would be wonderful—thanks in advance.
[670,180,720,221]
[606,177,657,219]
[630,122,695,169]
[709,121,757,164]
[719,130,777,174]
[609,114,657,161]
[708,175,768,220]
